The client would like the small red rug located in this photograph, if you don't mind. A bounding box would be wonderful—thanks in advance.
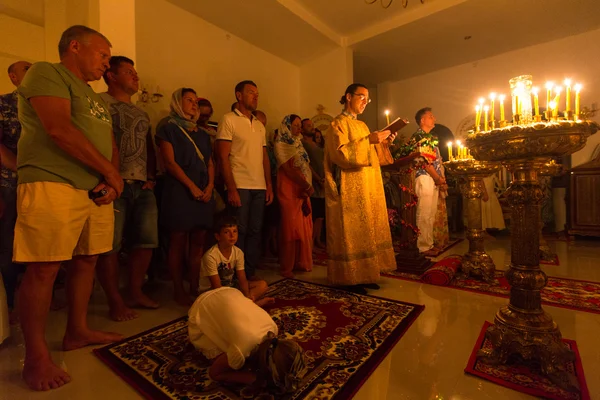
[396,238,463,257]
[312,238,464,267]
[465,321,590,400]
[382,269,600,314]
[94,279,424,400]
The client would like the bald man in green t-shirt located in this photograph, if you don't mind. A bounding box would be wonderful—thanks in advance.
[15,25,124,391]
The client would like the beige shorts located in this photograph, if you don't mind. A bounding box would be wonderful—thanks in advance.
[13,182,114,263]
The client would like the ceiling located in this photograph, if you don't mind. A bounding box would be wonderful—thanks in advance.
[169,0,600,85]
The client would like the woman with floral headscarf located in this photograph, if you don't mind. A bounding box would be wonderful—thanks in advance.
[275,115,313,278]
[156,88,215,305]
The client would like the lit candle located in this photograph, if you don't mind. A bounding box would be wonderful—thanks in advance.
[574,83,582,119]
[489,92,496,124]
[564,79,572,112]
[545,81,554,111]
[514,94,519,116]
[483,105,489,131]
[456,140,462,159]
[385,109,390,126]
[458,145,464,159]
[532,87,540,116]
[554,87,562,112]
[550,100,558,119]
[475,105,481,132]
[447,142,453,161]
[499,94,505,121]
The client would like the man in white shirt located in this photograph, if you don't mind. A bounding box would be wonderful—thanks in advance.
[216,81,273,279]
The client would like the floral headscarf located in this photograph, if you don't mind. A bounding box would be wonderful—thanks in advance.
[274,115,311,184]
[168,88,199,131]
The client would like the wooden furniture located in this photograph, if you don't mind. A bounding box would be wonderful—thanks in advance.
[568,152,600,236]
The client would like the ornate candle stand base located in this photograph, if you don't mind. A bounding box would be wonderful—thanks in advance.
[444,159,501,282]
[539,160,563,261]
[467,121,599,391]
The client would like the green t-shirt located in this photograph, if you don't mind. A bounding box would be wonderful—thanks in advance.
[17,62,113,190]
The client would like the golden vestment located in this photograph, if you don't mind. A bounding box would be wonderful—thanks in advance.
[324,113,396,285]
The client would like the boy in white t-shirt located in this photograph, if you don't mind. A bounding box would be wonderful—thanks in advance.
[199,217,269,300]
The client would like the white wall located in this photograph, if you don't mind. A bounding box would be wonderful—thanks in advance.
[135,0,300,133]
[0,14,45,94]
[299,46,353,121]
[380,28,600,167]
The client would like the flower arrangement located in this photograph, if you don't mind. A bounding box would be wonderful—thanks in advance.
[391,131,439,160]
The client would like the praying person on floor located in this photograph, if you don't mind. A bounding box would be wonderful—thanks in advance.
[188,287,306,394]
[199,216,268,300]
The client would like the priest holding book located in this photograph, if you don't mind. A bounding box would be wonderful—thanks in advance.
[323,83,398,295]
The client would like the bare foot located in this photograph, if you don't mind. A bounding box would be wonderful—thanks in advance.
[126,293,159,310]
[63,329,123,351]
[23,358,71,391]
[255,297,276,307]
[174,293,194,307]
[109,303,139,322]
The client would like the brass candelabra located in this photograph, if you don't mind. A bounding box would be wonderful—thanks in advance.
[539,159,563,261]
[444,160,501,282]
[466,120,599,391]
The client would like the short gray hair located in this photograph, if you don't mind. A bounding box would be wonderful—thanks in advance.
[58,25,111,58]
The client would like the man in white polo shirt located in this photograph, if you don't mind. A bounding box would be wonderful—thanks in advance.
[216,81,273,279]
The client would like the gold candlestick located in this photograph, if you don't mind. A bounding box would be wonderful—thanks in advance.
[483,105,489,131]
[447,142,453,161]
[564,79,571,113]
[574,83,581,120]
[489,93,496,127]
[545,81,553,111]
[499,94,505,123]
[475,105,481,132]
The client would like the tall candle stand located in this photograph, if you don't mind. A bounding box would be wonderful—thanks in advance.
[444,159,501,282]
[467,120,599,391]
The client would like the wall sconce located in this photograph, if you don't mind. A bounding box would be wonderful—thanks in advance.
[139,85,163,103]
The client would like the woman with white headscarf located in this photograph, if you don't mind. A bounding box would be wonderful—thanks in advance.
[275,114,313,278]
[156,88,215,305]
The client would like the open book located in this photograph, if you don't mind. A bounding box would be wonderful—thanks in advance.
[382,117,409,134]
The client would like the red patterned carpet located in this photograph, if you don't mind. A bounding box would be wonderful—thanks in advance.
[465,321,590,400]
[382,269,600,314]
[94,279,424,400]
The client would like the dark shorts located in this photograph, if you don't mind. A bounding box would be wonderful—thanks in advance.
[107,181,159,254]
[311,197,325,219]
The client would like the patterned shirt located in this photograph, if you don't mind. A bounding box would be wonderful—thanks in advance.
[0,91,19,188]
[412,128,442,179]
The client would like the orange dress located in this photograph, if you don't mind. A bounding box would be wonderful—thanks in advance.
[277,168,313,276]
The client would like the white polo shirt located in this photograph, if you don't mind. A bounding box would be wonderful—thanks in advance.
[216,109,267,190]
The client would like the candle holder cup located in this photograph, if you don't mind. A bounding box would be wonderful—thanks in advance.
[564,110,574,121]
[534,115,542,123]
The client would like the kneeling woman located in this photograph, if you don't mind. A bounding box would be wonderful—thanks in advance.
[188,287,305,394]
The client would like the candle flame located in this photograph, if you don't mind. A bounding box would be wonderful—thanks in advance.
[456,140,462,146]
[574,83,582,92]
[478,97,485,105]
[532,87,539,95]
[475,105,480,111]
[564,78,572,87]
[499,94,505,102]
[447,141,453,146]
[384,109,390,116]
[545,81,554,90]
[555,86,562,94]
[549,101,557,109]
[483,105,489,112]
[489,92,496,100]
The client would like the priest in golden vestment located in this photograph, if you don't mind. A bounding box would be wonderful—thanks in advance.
[324,83,397,294]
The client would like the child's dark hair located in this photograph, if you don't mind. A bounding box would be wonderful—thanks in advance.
[215,216,238,233]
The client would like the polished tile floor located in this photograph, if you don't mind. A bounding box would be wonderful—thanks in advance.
[1,236,599,400]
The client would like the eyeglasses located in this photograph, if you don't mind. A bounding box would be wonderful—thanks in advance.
[352,93,371,104]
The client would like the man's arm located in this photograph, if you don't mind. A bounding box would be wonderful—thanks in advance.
[29,96,121,192]
[262,147,273,205]
[216,140,241,207]
[146,129,157,180]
